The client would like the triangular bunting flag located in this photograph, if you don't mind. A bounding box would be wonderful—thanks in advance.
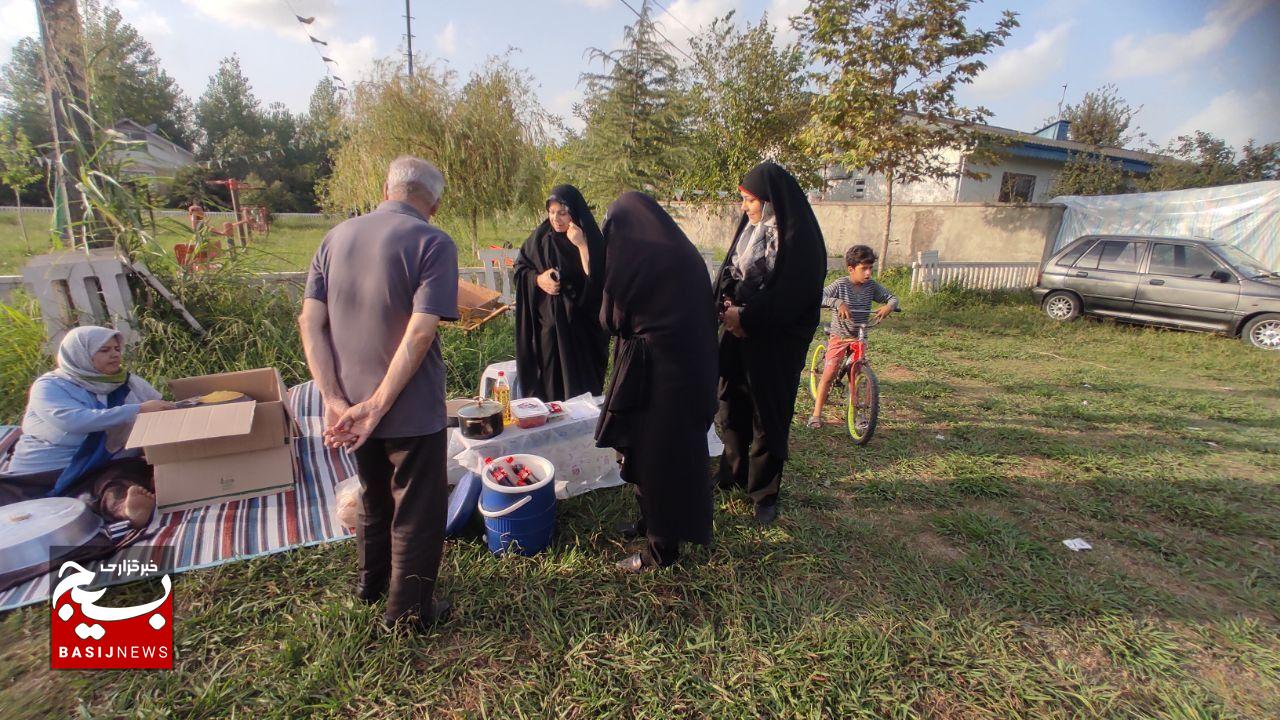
[309,35,327,46]
[296,15,315,24]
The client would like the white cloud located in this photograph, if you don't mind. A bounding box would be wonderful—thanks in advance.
[326,35,378,84]
[968,21,1073,100]
[549,88,585,132]
[129,10,173,37]
[767,0,807,44]
[180,0,339,39]
[570,0,611,7]
[0,0,37,50]
[1171,88,1280,148]
[650,0,738,51]
[434,21,457,57]
[114,0,142,10]
[1109,0,1265,78]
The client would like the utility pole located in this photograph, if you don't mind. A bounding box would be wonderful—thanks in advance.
[37,0,93,248]
[404,0,414,77]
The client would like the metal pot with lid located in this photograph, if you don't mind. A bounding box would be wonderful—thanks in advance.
[457,399,504,440]
[0,497,104,576]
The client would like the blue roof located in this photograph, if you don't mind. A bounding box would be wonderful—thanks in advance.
[1006,141,1154,174]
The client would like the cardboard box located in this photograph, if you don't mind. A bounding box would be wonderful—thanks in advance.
[454,279,510,331]
[126,368,295,512]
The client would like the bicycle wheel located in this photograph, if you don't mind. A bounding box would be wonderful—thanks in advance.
[847,364,879,445]
[807,343,826,400]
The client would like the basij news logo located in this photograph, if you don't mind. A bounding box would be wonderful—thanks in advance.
[49,547,174,670]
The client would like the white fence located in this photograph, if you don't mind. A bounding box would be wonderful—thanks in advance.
[910,251,1039,293]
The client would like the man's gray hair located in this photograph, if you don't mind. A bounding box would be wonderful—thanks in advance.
[386,155,445,205]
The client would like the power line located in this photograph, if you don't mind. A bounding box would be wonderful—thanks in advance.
[615,0,693,62]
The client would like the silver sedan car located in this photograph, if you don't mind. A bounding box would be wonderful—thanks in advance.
[1033,235,1280,350]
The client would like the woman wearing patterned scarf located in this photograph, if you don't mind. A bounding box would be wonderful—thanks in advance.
[3,326,174,526]
[712,162,827,525]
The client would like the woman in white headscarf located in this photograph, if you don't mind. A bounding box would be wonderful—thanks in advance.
[2,326,174,526]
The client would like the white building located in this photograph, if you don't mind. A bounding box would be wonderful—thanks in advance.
[821,119,1169,204]
[108,119,195,183]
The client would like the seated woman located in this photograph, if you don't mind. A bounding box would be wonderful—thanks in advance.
[2,326,175,527]
[513,184,609,401]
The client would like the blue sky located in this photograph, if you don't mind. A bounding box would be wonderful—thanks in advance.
[1,0,1277,150]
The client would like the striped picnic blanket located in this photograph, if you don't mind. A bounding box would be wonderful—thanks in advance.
[0,381,355,613]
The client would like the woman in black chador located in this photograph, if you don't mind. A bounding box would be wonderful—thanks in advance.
[595,192,719,572]
[513,185,609,401]
[713,161,827,524]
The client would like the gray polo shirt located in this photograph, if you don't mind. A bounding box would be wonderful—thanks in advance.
[305,200,459,438]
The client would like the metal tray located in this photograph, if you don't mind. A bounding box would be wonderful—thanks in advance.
[0,497,103,576]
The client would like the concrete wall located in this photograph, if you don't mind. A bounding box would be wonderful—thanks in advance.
[664,201,1065,265]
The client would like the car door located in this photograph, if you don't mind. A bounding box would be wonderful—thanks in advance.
[1134,242,1241,330]
[1067,238,1144,315]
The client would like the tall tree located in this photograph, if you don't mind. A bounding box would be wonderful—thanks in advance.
[321,57,549,250]
[0,119,42,251]
[195,54,267,178]
[797,0,1018,270]
[684,12,816,195]
[565,0,693,204]
[448,57,550,243]
[1237,139,1280,182]
[1060,84,1142,148]
[0,39,49,149]
[0,1,193,149]
[299,77,344,182]
[1047,85,1143,197]
[81,0,193,146]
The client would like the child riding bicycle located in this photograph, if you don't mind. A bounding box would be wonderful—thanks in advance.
[807,245,899,429]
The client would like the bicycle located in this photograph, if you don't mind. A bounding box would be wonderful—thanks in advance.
[807,321,879,445]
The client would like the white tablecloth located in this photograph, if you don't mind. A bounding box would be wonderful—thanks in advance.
[447,394,723,499]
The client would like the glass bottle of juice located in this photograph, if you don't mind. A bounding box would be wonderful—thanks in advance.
[494,372,512,425]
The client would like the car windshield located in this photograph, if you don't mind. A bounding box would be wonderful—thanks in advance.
[1214,245,1275,277]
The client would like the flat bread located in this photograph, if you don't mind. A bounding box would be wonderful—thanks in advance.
[197,390,246,405]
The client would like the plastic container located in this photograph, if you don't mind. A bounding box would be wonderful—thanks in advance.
[509,397,550,429]
[478,454,556,556]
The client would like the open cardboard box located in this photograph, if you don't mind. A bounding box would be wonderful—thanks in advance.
[125,368,295,513]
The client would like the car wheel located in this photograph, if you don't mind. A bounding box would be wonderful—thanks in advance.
[1242,313,1280,350]
[1043,291,1080,322]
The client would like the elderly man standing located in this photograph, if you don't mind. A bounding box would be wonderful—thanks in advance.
[299,156,459,631]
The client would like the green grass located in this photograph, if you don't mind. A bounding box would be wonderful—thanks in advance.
[1,280,1278,718]
[0,211,539,275]
[1,208,737,276]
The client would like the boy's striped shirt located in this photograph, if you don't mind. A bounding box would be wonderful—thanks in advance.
[821,278,898,337]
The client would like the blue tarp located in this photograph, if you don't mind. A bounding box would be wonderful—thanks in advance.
[1050,181,1279,271]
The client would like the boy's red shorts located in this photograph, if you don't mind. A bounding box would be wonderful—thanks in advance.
[823,335,856,371]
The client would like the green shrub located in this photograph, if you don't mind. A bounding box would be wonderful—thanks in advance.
[0,295,48,424]
[0,269,517,424]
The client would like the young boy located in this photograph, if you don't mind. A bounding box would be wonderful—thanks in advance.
[807,245,898,428]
